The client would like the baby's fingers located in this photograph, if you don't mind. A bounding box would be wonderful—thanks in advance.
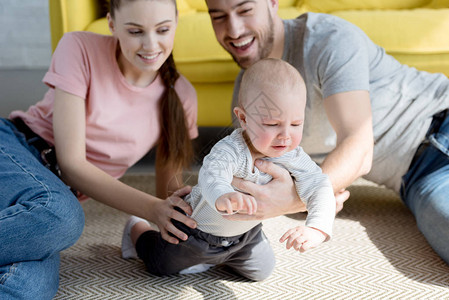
[280,226,304,242]
[279,228,296,243]
[243,196,257,215]
[225,200,234,215]
[250,196,257,214]
[283,233,303,250]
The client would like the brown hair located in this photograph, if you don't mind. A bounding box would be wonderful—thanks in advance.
[109,0,193,170]
[157,54,194,170]
[109,0,178,18]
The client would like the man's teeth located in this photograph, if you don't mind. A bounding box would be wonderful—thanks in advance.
[233,38,253,48]
[140,53,158,59]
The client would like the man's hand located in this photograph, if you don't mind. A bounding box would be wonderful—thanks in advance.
[335,188,350,214]
[227,159,306,221]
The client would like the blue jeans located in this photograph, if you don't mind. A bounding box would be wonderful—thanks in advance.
[401,111,449,264]
[0,119,85,299]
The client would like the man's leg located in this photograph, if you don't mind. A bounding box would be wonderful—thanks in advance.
[402,114,449,264]
[402,146,449,264]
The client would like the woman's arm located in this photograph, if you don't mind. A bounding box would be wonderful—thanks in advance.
[53,88,195,243]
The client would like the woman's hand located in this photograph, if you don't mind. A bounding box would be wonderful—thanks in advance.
[150,185,197,244]
[227,160,307,221]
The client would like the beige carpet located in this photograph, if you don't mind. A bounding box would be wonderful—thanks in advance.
[54,173,449,299]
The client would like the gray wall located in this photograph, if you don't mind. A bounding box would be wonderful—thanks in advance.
[0,1,51,117]
[0,0,52,69]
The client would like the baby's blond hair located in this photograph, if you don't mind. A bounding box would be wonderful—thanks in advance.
[238,58,305,108]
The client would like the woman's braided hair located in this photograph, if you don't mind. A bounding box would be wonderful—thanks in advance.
[158,53,194,170]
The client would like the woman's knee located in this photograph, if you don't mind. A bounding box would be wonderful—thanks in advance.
[51,190,85,247]
[30,187,85,251]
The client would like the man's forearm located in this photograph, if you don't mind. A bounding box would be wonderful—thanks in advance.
[322,90,373,192]
[320,136,373,193]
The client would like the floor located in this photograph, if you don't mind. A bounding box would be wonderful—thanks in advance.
[56,173,449,299]
[0,68,232,173]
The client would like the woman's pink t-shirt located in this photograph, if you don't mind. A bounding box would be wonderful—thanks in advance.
[10,31,198,179]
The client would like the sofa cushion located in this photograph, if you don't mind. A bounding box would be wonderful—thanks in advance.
[334,8,449,54]
[176,0,194,13]
[423,0,449,8]
[300,0,431,13]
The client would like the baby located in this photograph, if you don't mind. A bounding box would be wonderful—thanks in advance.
[122,58,335,281]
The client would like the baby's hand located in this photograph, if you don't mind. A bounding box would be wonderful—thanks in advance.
[215,192,257,215]
[279,226,328,253]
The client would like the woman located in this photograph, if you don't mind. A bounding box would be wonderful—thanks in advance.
[0,0,197,298]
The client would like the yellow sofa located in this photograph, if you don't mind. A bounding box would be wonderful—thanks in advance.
[49,0,449,127]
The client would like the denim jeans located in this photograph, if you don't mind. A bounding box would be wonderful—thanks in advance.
[401,111,449,264]
[0,119,85,299]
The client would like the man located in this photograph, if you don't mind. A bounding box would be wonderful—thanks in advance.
[205,0,449,264]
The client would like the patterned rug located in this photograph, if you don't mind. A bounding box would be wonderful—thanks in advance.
[54,173,449,299]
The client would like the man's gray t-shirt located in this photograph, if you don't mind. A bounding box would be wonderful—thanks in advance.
[232,12,449,192]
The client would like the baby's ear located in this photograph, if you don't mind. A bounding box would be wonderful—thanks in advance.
[233,107,247,129]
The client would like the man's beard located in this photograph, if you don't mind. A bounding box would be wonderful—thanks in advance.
[233,12,275,69]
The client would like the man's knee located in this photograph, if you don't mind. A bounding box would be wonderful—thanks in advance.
[406,175,449,264]
[414,190,449,264]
